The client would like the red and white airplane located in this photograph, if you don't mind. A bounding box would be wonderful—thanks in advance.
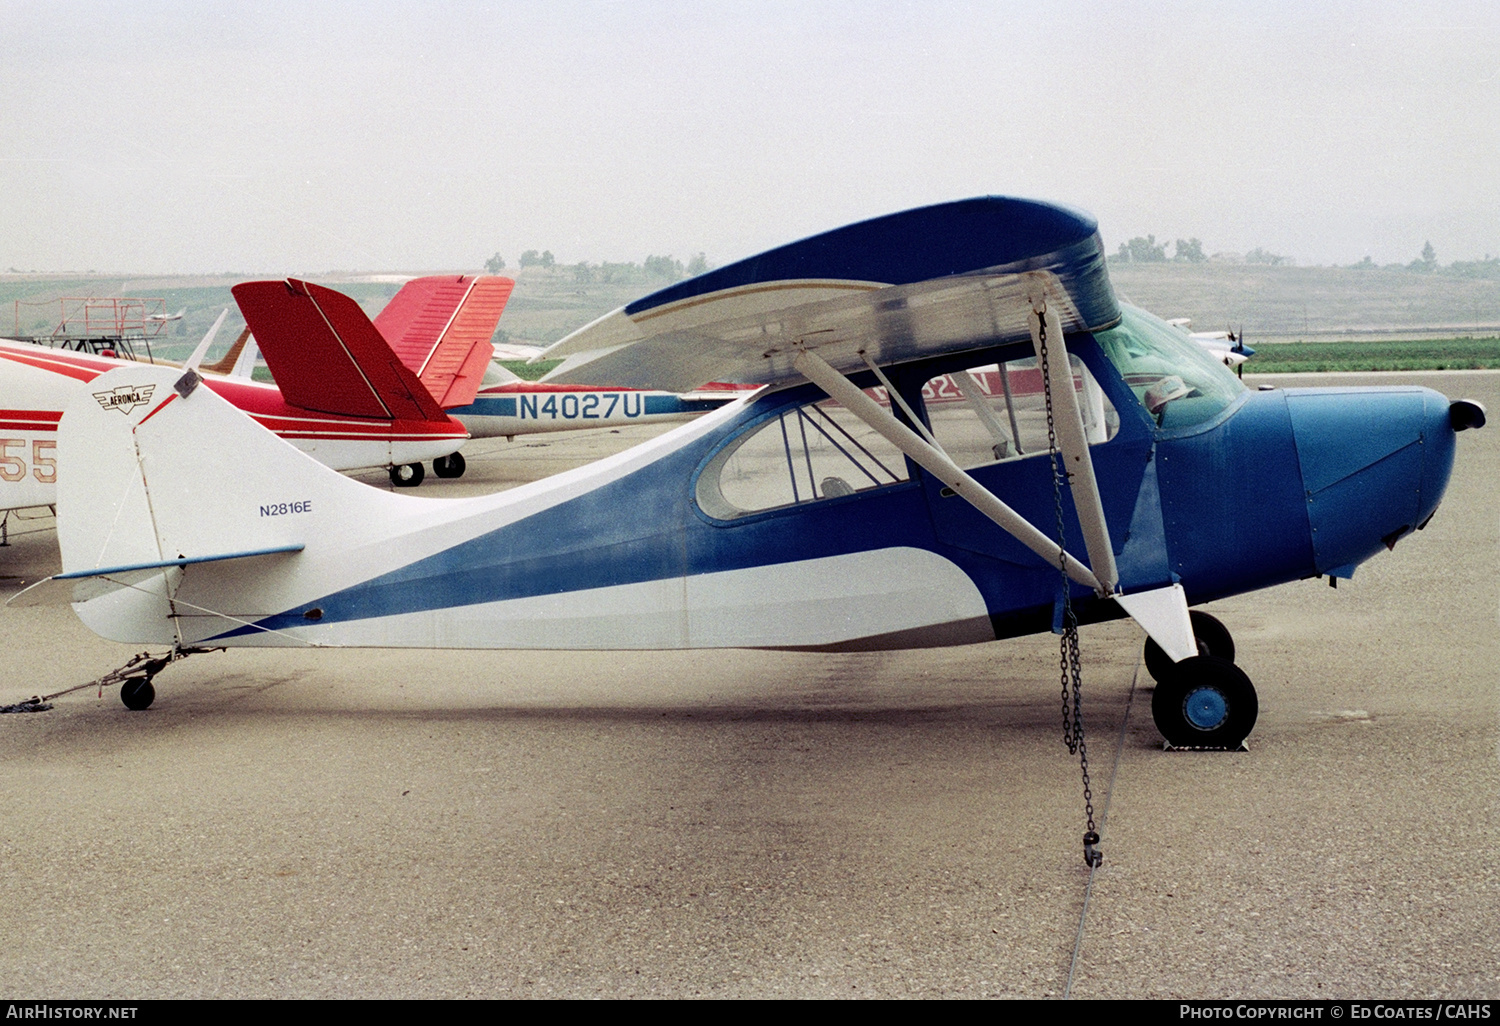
[0,276,510,512]
[0,270,756,515]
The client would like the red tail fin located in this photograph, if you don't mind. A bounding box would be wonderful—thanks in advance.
[231,279,449,422]
[374,275,515,408]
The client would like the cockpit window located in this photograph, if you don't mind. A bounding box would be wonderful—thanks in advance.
[1094,305,1246,429]
[697,394,911,520]
[920,355,1118,470]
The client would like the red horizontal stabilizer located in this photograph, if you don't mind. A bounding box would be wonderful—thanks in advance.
[374,275,514,408]
[232,279,449,423]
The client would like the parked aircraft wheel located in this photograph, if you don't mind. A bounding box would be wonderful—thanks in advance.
[120,677,155,711]
[433,452,466,478]
[1144,610,1235,683]
[1150,655,1256,748]
[389,463,425,488]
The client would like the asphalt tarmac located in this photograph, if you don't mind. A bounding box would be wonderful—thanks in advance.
[1,372,1495,999]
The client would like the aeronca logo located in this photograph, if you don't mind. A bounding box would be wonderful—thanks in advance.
[92,384,156,415]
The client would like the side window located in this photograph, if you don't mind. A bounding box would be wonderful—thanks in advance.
[697,394,910,520]
[922,355,1117,470]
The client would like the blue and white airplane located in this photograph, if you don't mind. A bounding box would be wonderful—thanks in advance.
[46,197,1484,750]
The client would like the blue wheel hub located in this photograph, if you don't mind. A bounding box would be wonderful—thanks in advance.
[1183,686,1229,730]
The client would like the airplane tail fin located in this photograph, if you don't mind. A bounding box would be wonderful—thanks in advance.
[374,275,515,408]
[57,364,427,646]
[232,279,454,423]
[199,326,253,376]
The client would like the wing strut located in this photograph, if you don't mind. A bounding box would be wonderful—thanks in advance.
[1024,297,1197,659]
[1027,298,1118,595]
[790,347,1102,592]
[796,320,1199,661]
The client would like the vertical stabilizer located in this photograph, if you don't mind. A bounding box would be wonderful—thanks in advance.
[232,279,453,423]
[57,364,436,645]
[375,275,515,408]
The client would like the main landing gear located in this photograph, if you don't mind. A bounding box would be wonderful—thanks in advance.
[1144,610,1258,749]
[432,452,466,478]
[389,462,425,487]
[389,453,468,488]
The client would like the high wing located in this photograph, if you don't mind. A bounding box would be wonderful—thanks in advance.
[537,196,1119,392]
[232,279,450,422]
[540,196,1196,650]
[374,275,515,408]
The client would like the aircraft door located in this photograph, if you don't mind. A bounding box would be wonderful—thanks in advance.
[912,340,1157,591]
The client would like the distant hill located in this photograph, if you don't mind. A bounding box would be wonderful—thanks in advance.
[1109,264,1500,341]
[5,264,1497,365]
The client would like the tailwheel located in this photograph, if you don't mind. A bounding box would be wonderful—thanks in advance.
[1144,609,1234,683]
[120,677,155,711]
[389,462,425,488]
[432,452,466,478]
[1150,654,1257,749]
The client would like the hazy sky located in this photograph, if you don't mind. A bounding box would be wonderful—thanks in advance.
[3,0,1496,273]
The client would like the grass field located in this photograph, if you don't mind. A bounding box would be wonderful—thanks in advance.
[497,359,562,380]
[1243,338,1500,373]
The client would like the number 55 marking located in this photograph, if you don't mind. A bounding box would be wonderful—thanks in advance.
[0,438,58,483]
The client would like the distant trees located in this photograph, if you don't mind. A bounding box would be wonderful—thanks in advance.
[1408,241,1437,273]
[643,255,684,280]
[1113,235,1167,263]
[1447,255,1500,279]
[505,251,712,283]
[1245,247,1293,266]
[1172,238,1206,263]
[1109,235,1305,266]
[1101,233,1495,274]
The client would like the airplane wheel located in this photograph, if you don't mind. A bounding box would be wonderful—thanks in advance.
[1151,655,1256,748]
[432,452,466,478]
[120,677,155,711]
[389,463,425,488]
[1144,610,1235,683]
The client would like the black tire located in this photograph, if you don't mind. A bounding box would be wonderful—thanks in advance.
[1150,655,1257,748]
[1144,610,1235,683]
[120,677,155,711]
[432,452,466,479]
[389,462,425,488]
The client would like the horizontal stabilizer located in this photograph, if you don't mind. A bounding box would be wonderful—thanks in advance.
[375,275,515,408]
[538,197,1119,392]
[233,279,450,422]
[52,544,306,580]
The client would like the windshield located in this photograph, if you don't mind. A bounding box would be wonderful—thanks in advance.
[1094,305,1245,429]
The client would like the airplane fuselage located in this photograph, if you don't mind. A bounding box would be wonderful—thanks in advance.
[59,314,1463,654]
